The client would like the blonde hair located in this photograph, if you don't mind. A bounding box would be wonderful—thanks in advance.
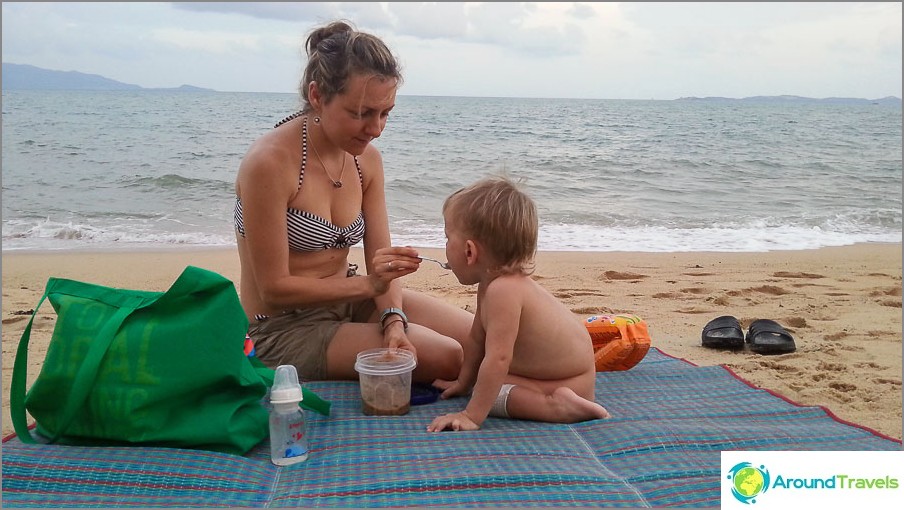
[443,176,538,276]
[300,20,402,111]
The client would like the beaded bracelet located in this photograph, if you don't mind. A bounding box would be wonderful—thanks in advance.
[381,318,404,333]
[379,307,409,331]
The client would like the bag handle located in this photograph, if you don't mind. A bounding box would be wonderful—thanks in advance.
[48,299,142,443]
[10,288,51,443]
[10,281,144,444]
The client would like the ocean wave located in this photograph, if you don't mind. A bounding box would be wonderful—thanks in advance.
[389,217,901,253]
[2,215,899,253]
[2,218,235,251]
[121,174,233,194]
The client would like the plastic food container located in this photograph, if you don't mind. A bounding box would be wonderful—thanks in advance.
[354,348,417,416]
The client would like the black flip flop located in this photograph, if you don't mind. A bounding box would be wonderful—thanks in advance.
[746,319,796,355]
[701,315,745,350]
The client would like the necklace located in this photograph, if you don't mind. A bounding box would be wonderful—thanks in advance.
[302,116,345,189]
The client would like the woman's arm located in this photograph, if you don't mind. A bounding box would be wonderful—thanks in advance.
[359,145,420,348]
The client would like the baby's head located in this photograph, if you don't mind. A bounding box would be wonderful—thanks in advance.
[442,176,538,276]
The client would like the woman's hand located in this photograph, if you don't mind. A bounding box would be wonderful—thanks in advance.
[435,378,470,400]
[382,320,417,359]
[368,246,421,295]
[426,410,480,432]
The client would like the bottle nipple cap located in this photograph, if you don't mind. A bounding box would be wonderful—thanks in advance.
[270,365,304,404]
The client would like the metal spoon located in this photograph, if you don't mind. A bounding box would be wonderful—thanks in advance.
[418,256,451,269]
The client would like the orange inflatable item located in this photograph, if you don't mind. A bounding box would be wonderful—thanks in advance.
[585,314,651,371]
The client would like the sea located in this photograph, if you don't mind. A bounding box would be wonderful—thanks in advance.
[2,90,901,253]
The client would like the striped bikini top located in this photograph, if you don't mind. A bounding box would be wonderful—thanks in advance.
[234,114,365,252]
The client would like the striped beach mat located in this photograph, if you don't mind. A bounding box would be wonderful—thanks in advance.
[3,348,899,508]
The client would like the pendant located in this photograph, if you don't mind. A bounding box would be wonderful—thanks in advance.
[333,181,343,188]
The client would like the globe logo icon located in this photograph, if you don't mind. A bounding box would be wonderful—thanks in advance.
[727,462,770,504]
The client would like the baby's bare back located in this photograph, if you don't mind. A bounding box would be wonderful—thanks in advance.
[505,278,595,381]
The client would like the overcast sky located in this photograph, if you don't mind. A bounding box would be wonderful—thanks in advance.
[2,2,901,100]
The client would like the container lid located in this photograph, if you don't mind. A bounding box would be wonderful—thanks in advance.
[410,382,441,405]
[354,348,417,376]
[270,365,304,404]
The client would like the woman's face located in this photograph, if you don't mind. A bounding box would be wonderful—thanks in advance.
[320,74,397,155]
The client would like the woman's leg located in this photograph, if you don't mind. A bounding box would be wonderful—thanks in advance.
[327,289,471,382]
[325,321,463,383]
[399,288,474,347]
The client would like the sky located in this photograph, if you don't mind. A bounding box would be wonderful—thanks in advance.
[2,2,901,100]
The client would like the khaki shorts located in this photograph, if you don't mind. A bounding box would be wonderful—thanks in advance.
[248,299,376,380]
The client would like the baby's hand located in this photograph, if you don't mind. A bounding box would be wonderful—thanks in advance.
[426,411,480,432]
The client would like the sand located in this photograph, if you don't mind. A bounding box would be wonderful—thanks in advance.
[2,243,901,440]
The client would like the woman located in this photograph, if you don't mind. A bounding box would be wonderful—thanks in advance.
[234,20,470,383]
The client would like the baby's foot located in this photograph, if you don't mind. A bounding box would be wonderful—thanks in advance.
[553,387,611,422]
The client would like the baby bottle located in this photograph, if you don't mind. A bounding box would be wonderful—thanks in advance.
[269,365,309,466]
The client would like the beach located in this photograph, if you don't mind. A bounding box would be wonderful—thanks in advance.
[2,243,901,441]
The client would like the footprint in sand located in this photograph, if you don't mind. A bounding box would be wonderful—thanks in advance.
[758,360,800,372]
[869,287,902,297]
[817,361,847,371]
[602,271,648,281]
[791,282,831,288]
[782,317,807,328]
[558,290,607,298]
[571,306,612,315]
[652,292,680,299]
[874,378,902,387]
[867,330,899,337]
[773,271,826,279]
[829,391,854,404]
[679,287,708,295]
[869,287,901,308]
[747,285,791,295]
[829,382,857,392]
[709,296,731,306]
[821,347,840,357]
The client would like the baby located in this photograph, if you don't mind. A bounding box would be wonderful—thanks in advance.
[427,176,610,432]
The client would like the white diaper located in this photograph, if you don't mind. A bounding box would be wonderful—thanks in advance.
[489,383,516,418]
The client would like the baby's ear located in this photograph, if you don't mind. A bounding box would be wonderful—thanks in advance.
[465,239,479,264]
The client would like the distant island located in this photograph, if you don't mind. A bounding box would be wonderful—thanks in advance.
[1,63,216,92]
[4,63,900,104]
[676,94,901,106]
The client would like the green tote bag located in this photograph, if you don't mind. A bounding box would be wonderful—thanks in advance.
[10,266,285,455]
